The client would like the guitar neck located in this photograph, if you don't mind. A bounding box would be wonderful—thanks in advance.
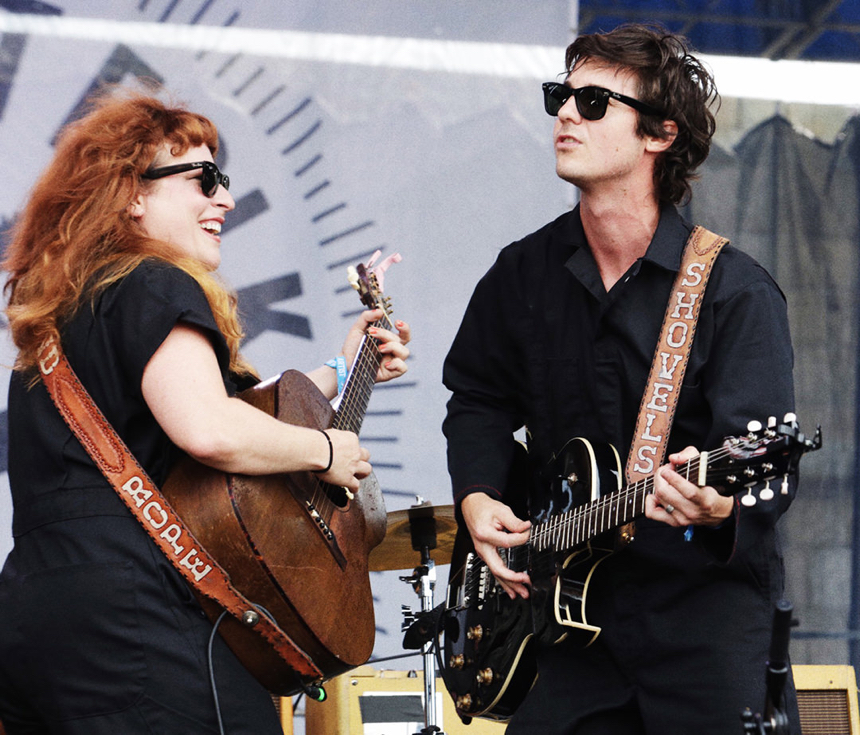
[331,312,393,434]
[497,417,819,577]
[530,478,652,555]
[529,454,708,558]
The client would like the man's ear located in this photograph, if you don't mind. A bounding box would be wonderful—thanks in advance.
[646,119,678,153]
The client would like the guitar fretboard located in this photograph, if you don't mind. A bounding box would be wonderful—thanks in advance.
[530,475,652,554]
[331,312,394,435]
[521,451,726,563]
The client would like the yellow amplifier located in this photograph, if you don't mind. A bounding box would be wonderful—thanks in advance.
[305,666,507,735]
[793,664,860,735]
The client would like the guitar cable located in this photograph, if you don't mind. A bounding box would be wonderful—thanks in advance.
[207,610,230,735]
[207,603,302,735]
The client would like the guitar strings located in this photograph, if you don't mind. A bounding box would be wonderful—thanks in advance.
[529,442,757,552]
[331,314,391,433]
[308,313,393,518]
[489,433,796,581]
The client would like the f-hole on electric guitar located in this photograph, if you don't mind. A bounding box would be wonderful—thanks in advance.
[440,415,821,722]
[161,252,400,695]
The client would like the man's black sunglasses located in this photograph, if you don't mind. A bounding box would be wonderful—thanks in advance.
[142,161,230,197]
[542,82,664,121]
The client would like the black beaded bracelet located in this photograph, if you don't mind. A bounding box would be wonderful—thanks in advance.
[312,429,333,474]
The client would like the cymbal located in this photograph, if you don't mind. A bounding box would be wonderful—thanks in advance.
[368,503,458,571]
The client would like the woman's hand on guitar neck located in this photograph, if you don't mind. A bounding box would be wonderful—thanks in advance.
[342,309,411,383]
[461,492,532,600]
[305,309,411,400]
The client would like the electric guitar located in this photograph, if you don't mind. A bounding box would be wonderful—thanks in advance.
[440,416,821,722]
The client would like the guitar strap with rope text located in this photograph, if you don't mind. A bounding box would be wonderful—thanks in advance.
[36,338,323,681]
[619,225,728,543]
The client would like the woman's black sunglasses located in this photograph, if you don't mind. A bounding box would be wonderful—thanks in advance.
[542,82,664,121]
[142,160,230,197]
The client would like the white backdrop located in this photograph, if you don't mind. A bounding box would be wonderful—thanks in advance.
[0,0,571,664]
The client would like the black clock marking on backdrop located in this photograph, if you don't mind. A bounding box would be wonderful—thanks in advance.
[0,1,61,121]
[0,1,60,16]
[237,273,310,342]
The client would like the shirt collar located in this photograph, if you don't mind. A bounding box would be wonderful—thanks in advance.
[565,204,691,284]
[640,205,692,273]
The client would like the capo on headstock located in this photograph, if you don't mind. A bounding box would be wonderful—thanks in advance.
[347,250,401,317]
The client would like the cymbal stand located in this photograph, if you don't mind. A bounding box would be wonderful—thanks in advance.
[399,507,446,735]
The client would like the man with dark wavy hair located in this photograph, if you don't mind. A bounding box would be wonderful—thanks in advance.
[443,23,799,734]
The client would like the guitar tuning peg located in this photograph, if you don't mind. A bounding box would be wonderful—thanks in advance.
[767,416,777,428]
[783,412,797,427]
[747,420,762,435]
[780,474,790,495]
[759,480,774,502]
[741,488,757,507]
[347,266,360,290]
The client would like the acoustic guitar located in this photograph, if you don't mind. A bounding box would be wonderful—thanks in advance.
[161,257,397,695]
[440,416,821,722]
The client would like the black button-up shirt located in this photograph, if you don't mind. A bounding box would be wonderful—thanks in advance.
[443,204,795,566]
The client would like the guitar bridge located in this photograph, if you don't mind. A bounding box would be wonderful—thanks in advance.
[306,501,334,541]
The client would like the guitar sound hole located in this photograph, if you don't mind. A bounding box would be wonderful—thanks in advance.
[323,482,350,508]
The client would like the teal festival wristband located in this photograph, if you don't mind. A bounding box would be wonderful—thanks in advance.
[325,355,347,394]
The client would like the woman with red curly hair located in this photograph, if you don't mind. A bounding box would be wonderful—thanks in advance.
[0,89,410,734]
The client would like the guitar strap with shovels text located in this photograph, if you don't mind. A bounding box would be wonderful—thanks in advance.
[619,225,728,544]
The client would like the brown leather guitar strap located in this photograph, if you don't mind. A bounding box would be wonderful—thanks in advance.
[37,338,322,680]
[620,226,728,541]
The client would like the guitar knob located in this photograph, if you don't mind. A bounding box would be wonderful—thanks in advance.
[467,625,483,642]
[476,668,494,686]
[455,693,473,712]
[448,654,465,670]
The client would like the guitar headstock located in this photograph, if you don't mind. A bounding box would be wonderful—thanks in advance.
[347,250,399,321]
[705,413,822,506]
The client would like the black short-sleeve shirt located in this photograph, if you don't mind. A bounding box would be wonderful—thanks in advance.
[7,260,235,536]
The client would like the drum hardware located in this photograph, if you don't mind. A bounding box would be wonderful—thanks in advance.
[390,498,452,735]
